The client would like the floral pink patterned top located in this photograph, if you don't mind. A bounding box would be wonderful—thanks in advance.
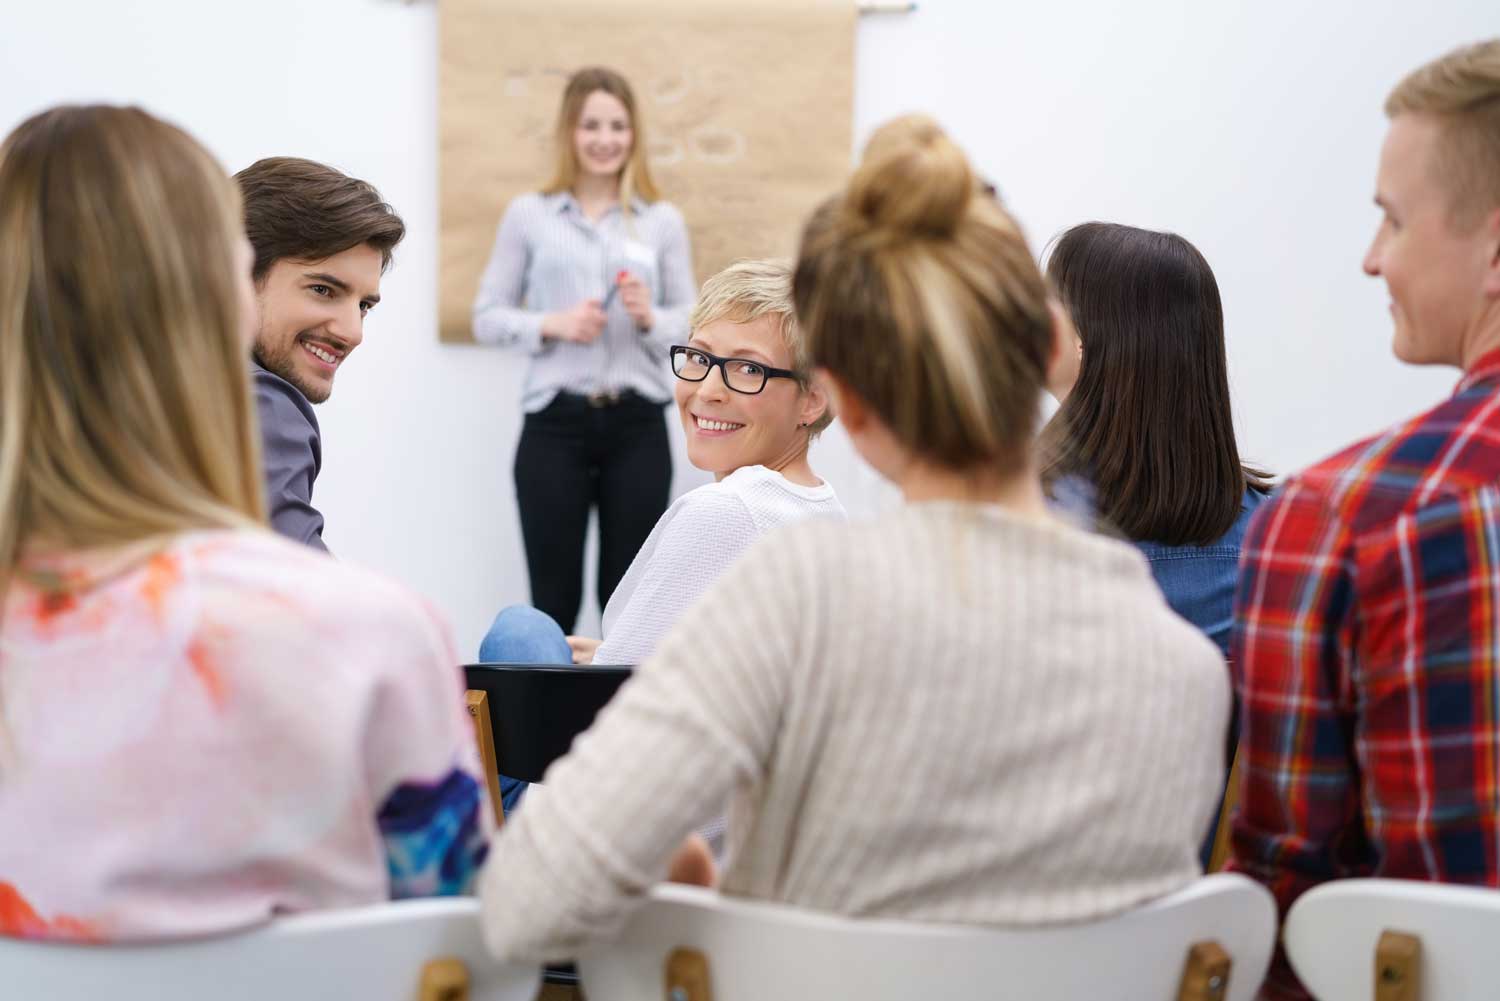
[0,529,490,942]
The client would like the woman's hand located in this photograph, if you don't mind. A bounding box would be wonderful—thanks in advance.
[542,300,606,343]
[566,635,601,665]
[618,272,653,331]
[666,833,718,888]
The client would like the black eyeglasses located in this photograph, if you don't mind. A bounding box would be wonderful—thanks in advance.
[670,345,801,396]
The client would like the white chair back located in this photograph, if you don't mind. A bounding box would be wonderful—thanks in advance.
[0,897,539,1001]
[578,874,1276,1001]
[1285,878,1500,1000]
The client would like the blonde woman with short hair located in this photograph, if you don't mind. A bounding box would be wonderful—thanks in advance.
[478,258,845,817]
[0,105,489,942]
[478,116,1228,961]
[484,259,841,658]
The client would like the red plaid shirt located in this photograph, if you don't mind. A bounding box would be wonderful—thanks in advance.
[1230,349,1500,999]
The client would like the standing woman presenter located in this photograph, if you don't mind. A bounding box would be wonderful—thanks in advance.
[473,67,695,631]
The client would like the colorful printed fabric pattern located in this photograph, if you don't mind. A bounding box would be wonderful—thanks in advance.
[380,769,490,898]
[1230,349,1500,1000]
[0,529,492,942]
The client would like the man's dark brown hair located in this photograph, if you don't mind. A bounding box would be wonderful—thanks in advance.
[234,157,406,282]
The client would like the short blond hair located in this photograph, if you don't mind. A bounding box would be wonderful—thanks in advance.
[1386,38,1500,228]
[690,258,833,434]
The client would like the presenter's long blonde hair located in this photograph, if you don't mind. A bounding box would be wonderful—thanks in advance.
[542,67,661,208]
[0,105,266,602]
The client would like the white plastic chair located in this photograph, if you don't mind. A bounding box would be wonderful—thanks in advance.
[577,874,1276,1001]
[0,897,539,1001]
[1285,878,1500,1000]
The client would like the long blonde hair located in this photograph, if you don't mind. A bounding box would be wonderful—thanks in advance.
[541,67,662,207]
[0,105,266,590]
[792,115,1053,472]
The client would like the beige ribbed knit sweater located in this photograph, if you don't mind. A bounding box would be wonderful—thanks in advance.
[479,502,1229,961]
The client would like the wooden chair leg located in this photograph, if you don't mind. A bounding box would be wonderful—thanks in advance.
[665,947,713,1001]
[1375,930,1421,1001]
[1177,940,1231,1001]
[1207,748,1241,872]
[418,957,469,1001]
[466,690,505,830]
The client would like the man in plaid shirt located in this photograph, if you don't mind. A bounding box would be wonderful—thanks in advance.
[1231,39,1500,999]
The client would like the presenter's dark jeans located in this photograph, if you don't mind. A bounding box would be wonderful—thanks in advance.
[513,391,671,633]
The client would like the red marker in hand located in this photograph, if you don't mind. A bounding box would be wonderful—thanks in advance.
[600,270,629,310]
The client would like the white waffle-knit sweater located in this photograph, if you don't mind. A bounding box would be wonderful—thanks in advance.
[593,464,846,665]
[480,502,1229,961]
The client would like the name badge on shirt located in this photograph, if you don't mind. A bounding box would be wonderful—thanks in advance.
[621,240,654,268]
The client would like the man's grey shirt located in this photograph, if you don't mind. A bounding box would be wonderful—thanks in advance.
[252,360,327,551]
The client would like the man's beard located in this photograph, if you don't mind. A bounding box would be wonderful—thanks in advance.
[253,336,332,404]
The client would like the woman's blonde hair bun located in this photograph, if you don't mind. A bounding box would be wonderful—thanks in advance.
[842,114,973,241]
[793,113,1054,474]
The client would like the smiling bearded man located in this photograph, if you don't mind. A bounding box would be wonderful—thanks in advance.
[235,158,406,551]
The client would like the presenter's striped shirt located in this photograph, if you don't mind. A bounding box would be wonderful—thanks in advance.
[1230,348,1500,1000]
[471,191,696,412]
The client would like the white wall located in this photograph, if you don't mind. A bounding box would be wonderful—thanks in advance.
[2,0,1493,651]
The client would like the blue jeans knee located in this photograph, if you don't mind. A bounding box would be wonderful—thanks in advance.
[478,604,572,665]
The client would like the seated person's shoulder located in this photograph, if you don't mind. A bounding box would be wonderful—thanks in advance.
[1293,425,1404,500]
[190,529,445,654]
[652,481,853,592]
[253,366,317,432]
[744,502,874,568]
[678,473,849,543]
[668,478,759,528]
[1272,395,1499,537]
[1049,528,1228,681]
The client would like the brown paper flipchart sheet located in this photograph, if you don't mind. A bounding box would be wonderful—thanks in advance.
[438,0,856,343]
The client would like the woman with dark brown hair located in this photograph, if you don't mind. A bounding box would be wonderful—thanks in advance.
[1042,222,1272,657]
[472,66,696,638]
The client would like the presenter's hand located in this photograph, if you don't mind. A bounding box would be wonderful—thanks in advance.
[543,300,606,343]
[618,273,653,331]
[566,635,601,665]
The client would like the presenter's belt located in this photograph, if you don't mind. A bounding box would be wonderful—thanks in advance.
[555,389,666,409]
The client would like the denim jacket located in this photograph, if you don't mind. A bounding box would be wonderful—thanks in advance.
[1051,478,1265,656]
[1134,488,1265,656]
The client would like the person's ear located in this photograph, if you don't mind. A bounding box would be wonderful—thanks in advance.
[1484,207,1500,299]
[816,369,866,432]
[1044,298,1082,402]
[797,376,830,430]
